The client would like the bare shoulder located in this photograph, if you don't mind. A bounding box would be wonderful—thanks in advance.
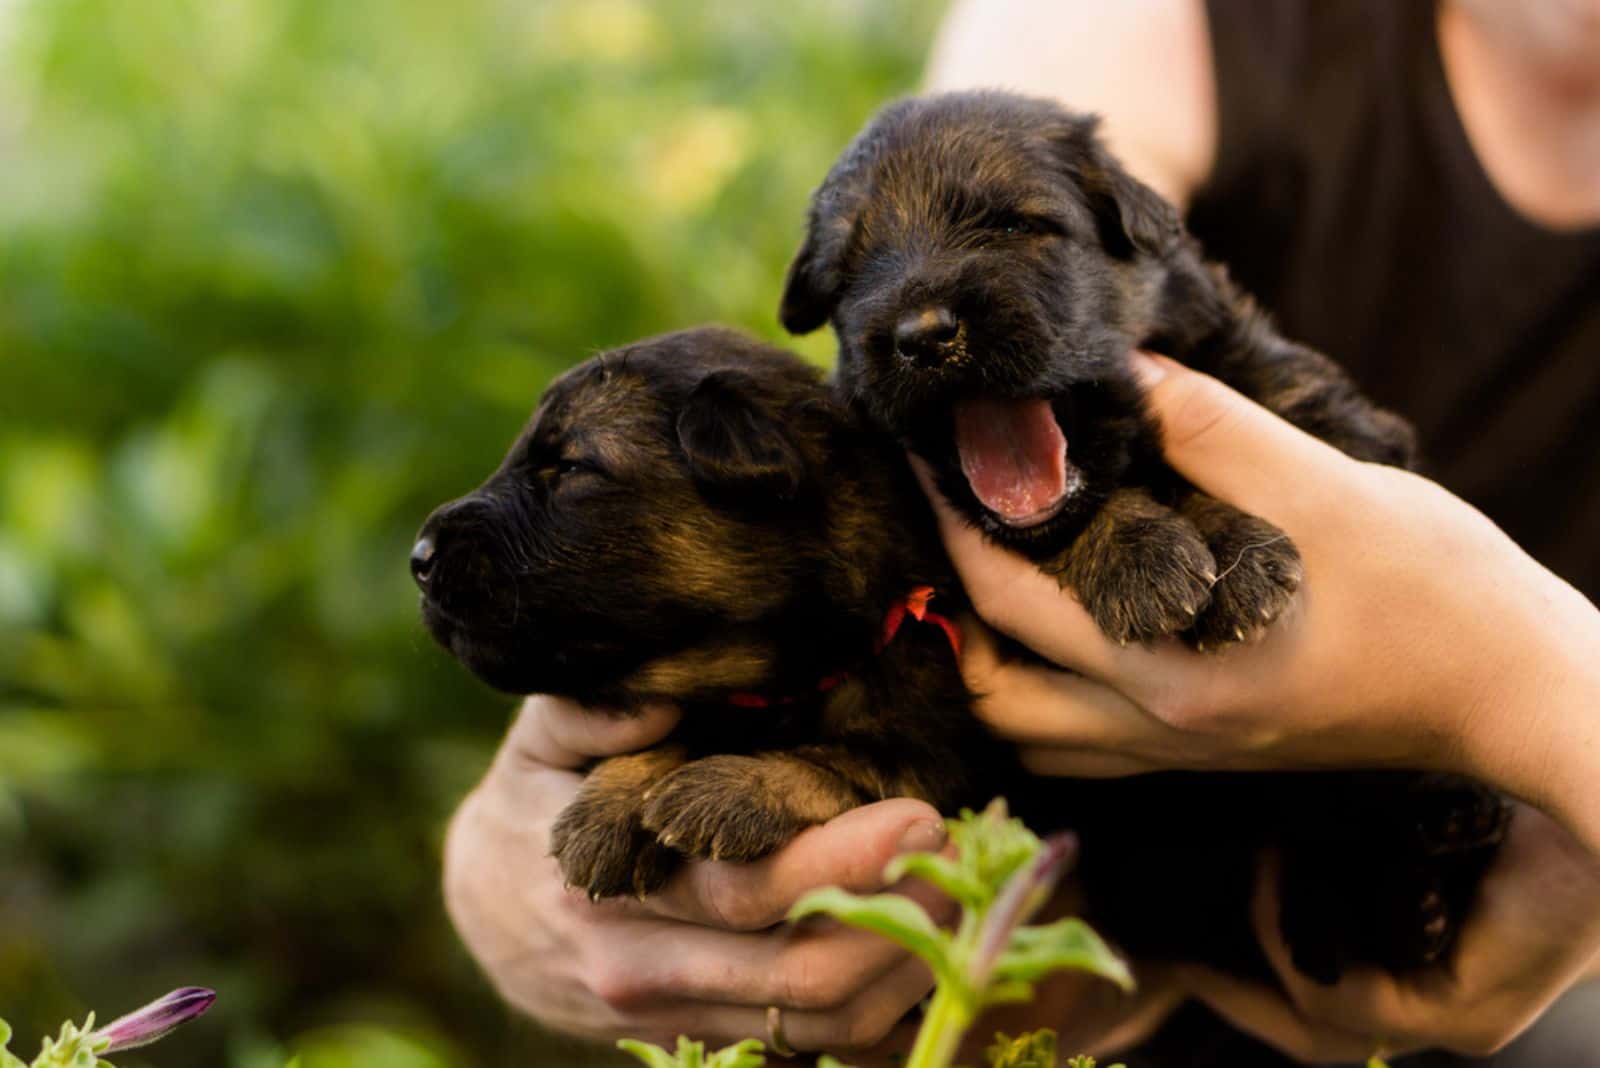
[923,0,1216,207]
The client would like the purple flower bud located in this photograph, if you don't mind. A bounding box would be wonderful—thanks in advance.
[94,987,216,1053]
[970,832,1079,986]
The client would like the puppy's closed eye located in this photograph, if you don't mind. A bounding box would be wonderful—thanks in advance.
[981,211,1060,238]
[537,456,608,488]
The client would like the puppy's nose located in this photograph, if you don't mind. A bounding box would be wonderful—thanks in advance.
[894,307,961,366]
[410,536,436,589]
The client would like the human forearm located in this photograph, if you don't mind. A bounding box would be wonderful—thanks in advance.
[923,0,1214,207]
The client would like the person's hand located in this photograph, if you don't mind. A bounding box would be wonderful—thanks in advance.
[443,697,1181,1061]
[1181,805,1600,1060]
[442,696,955,1060]
[920,352,1600,850]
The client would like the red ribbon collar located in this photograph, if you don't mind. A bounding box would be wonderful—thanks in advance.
[727,586,961,709]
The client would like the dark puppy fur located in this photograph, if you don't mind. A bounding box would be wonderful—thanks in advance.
[780,91,1507,982]
[415,327,1009,899]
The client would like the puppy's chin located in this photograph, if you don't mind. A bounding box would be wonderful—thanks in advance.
[422,605,550,694]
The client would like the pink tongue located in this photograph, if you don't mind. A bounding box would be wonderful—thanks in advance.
[953,398,1069,524]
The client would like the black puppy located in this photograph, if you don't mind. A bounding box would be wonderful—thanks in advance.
[780,91,1507,981]
[414,327,1010,900]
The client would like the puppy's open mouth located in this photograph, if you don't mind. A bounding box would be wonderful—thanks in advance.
[953,397,1083,527]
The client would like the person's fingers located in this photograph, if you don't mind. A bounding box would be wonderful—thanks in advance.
[771,954,933,1053]
[962,617,1231,774]
[1252,808,1600,1054]
[1018,746,1165,778]
[611,876,955,1009]
[1129,352,1367,532]
[1245,853,1446,1059]
[1178,965,1390,1064]
[643,954,934,1054]
[965,625,1161,748]
[507,695,681,770]
[642,798,951,929]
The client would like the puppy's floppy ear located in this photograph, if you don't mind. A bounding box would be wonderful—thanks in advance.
[781,174,868,334]
[778,225,841,335]
[677,370,808,501]
[1058,117,1184,260]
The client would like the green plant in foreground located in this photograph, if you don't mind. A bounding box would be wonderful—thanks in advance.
[1,989,215,1068]
[616,1037,766,1068]
[620,800,1132,1068]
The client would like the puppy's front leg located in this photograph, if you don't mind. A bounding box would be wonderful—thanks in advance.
[1052,488,1217,645]
[640,748,866,864]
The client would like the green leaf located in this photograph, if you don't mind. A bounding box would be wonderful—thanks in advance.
[817,1058,858,1068]
[945,801,1042,902]
[616,1037,765,1068]
[616,1039,684,1068]
[883,851,988,908]
[790,888,955,982]
[705,1039,767,1068]
[0,1019,23,1068]
[995,918,1134,991]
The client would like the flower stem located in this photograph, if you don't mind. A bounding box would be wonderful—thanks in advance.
[903,984,969,1068]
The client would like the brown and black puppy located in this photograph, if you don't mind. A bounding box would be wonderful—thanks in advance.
[779,91,1507,982]
[780,90,1416,648]
[413,326,1009,900]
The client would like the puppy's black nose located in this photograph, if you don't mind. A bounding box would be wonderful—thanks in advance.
[894,307,961,366]
[410,536,436,589]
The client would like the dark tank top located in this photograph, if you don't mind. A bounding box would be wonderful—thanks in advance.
[1187,0,1600,601]
[1134,7,1600,1065]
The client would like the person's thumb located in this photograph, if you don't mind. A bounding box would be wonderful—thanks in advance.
[1129,351,1361,521]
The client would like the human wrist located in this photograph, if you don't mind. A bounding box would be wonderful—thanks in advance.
[1462,575,1600,855]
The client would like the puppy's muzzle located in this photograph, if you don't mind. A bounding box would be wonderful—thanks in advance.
[411,494,514,623]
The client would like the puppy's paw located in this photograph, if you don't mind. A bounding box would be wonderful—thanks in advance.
[1063,495,1217,644]
[550,749,686,899]
[641,756,820,863]
[1185,507,1302,650]
[1278,774,1507,982]
[550,789,654,899]
[641,753,861,864]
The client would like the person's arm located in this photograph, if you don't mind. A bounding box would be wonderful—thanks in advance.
[920,352,1600,1057]
[924,0,1216,208]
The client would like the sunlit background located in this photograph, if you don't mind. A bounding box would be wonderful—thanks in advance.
[0,1,937,1063]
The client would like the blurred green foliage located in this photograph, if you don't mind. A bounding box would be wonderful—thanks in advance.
[0,0,936,1063]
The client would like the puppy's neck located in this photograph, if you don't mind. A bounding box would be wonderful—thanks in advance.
[1140,240,1258,358]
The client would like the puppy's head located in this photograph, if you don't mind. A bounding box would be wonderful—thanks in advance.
[781,91,1180,547]
[413,327,903,705]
